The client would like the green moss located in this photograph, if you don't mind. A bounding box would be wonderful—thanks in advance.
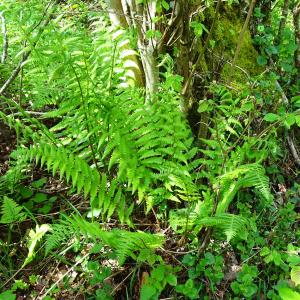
[213,13,262,88]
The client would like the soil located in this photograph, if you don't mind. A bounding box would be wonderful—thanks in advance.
[0,120,16,175]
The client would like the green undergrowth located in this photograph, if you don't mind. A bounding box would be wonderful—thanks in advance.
[0,0,299,299]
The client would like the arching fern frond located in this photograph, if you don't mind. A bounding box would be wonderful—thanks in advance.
[216,164,273,214]
[195,213,248,242]
[24,143,133,224]
[169,207,247,242]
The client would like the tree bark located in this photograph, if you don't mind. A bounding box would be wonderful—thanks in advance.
[0,12,8,64]
[106,0,145,87]
[126,0,159,95]
[293,4,300,70]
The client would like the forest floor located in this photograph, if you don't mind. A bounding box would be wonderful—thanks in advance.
[0,121,16,175]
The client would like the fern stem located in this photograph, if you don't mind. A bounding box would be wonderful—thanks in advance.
[70,64,101,174]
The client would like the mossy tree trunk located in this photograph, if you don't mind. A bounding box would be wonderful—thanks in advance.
[106,0,260,131]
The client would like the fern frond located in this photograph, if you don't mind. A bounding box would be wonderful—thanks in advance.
[46,215,165,265]
[0,196,26,224]
[45,219,76,255]
[240,164,273,202]
[216,164,273,214]
[25,143,132,224]
[97,89,199,206]
[196,213,248,242]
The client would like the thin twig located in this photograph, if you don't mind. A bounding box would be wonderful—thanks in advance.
[38,253,90,300]
[286,134,300,167]
[231,0,256,73]
[0,268,23,290]
[274,80,300,167]
[110,268,134,295]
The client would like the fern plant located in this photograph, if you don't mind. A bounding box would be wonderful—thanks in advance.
[45,215,165,265]
[0,1,277,275]
[0,196,26,224]
[22,143,133,225]
[169,204,248,242]
[169,163,272,242]
[195,213,248,242]
[216,164,273,214]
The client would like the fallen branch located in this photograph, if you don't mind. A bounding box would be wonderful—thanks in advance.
[275,80,300,167]
[0,51,31,95]
[0,12,8,64]
[287,134,300,167]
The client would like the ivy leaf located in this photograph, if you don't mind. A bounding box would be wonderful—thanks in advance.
[260,246,270,256]
[32,193,47,203]
[140,284,157,300]
[182,254,196,267]
[284,114,295,129]
[0,290,16,300]
[264,113,280,122]
[166,274,177,286]
[31,178,47,188]
[152,265,165,281]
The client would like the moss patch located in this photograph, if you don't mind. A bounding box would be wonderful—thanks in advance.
[213,13,262,87]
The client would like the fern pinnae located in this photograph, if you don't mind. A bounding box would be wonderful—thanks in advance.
[0,197,26,224]
[216,164,273,214]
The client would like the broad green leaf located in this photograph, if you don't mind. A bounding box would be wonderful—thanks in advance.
[0,290,16,300]
[140,284,156,300]
[197,100,210,113]
[260,246,270,256]
[264,113,280,122]
[284,114,296,129]
[295,115,300,127]
[278,287,300,300]
[32,193,47,203]
[166,273,177,286]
